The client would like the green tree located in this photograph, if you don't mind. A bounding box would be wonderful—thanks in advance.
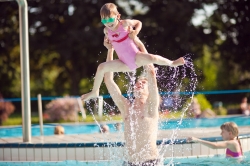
[204,0,250,89]
[194,45,220,91]
[1,0,249,103]
[0,2,20,97]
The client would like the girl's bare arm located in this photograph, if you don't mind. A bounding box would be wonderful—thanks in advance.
[187,137,229,149]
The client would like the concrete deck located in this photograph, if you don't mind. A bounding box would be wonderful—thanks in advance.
[1,126,249,144]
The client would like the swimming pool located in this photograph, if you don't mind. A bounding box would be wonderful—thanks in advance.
[159,115,250,130]
[0,151,250,166]
[0,115,249,138]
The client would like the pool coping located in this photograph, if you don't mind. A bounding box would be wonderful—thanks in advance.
[0,133,249,148]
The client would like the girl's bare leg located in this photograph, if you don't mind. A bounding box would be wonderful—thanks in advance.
[135,52,185,68]
[172,57,186,67]
[81,60,131,101]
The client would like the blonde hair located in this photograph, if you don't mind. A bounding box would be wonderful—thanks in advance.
[100,3,119,18]
[54,125,64,135]
[220,122,243,155]
[220,122,239,137]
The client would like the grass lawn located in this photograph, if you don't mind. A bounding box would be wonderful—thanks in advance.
[2,111,185,126]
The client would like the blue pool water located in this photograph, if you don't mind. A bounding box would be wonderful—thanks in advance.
[0,152,250,166]
[0,115,249,138]
[159,115,250,130]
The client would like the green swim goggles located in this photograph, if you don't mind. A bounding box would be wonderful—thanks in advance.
[101,17,116,24]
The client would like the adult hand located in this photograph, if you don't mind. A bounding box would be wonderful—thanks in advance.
[103,37,113,49]
[128,26,136,40]
[144,64,155,75]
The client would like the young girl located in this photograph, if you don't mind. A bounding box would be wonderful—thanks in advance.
[81,3,185,101]
[187,122,243,158]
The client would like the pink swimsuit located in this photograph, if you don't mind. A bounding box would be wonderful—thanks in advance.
[107,23,139,70]
[226,148,242,158]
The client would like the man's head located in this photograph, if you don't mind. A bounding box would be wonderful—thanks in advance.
[133,77,149,98]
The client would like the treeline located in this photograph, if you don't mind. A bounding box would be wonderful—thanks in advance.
[0,0,249,103]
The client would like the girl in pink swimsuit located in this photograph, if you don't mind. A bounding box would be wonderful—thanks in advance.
[187,122,243,158]
[81,3,185,101]
[107,22,139,70]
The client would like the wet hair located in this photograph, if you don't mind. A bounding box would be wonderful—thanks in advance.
[137,76,148,83]
[137,70,148,82]
[100,3,119,18]
[220,122,239,137]
[135,74,162,106]
[100,124,109,133]
[220,122,243,155]
[54,125,64,135]
[115,123,121,131]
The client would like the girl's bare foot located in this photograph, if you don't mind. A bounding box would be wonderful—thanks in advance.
[81,90,99,101]
[172,57,185,67]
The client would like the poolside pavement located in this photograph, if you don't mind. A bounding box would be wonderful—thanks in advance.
[0,126,249,144]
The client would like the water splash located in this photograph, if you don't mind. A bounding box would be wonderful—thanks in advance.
[157,54,198,162]
[83,54,198,165]
[124,71,139,156]
[84,99,125,165]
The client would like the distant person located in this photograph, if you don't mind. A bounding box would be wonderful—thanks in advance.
[54,125,64,135]
[187,122,243,158]
[240,97,250,116]
[187,97,201,118]
[199,108,216,118]
[115,123,122,131]
[99,124,110,133]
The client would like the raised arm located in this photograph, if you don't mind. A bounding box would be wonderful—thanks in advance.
[187,137,230,149]
[103,40,129,115]
[125,19,142,36]
[144,64,160,116]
